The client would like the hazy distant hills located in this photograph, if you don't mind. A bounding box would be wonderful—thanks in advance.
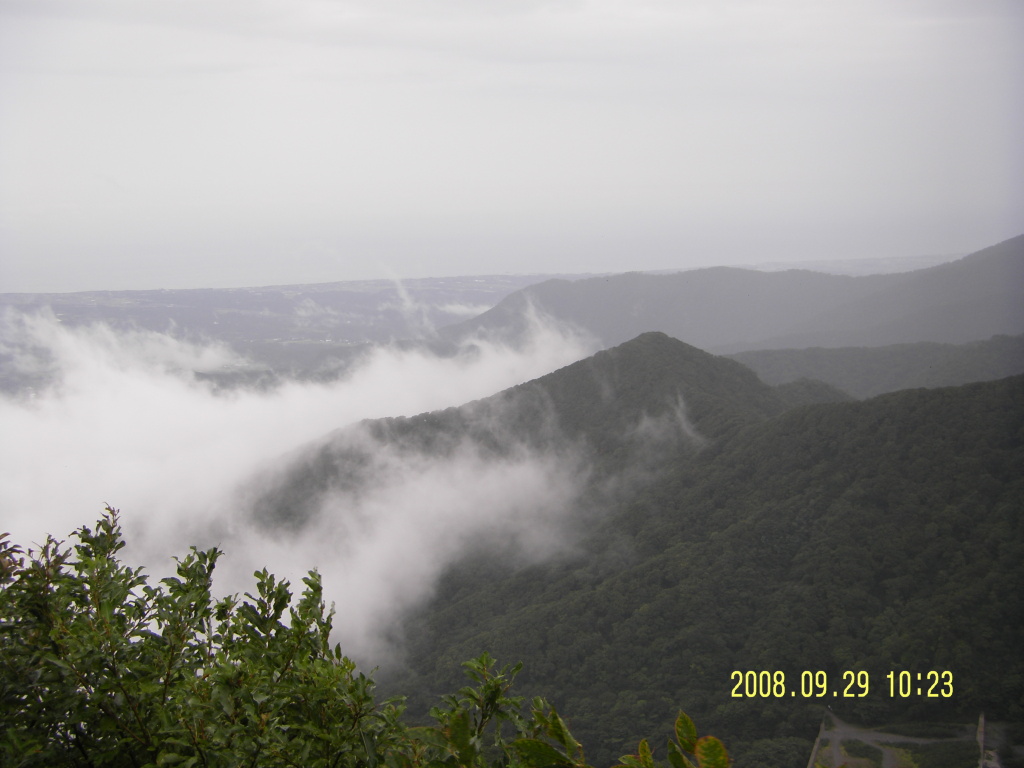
[0,273,579,386]
[0,274,566,347]
[439,234,1024,353]
[4,235,1021,397]
[0,273,604,395]
[729,333,1024,399]
[4,238,1019,367]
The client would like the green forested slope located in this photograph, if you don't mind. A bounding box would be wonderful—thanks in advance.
[239,332,1022,768]
[375,330,791,446]
[385,375,1024,768]
[249,332,811,529]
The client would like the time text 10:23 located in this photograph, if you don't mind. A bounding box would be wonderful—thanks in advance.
[729,670,953,698]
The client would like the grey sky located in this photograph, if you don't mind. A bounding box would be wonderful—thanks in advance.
[1,0,1021,292]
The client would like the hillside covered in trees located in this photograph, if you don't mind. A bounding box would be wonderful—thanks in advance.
[378,342,1022,767]
[240,332,1024,767]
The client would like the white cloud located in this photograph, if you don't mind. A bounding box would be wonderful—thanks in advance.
[436,302,493,317]
[222,435,586,662]
[0,311,593,661]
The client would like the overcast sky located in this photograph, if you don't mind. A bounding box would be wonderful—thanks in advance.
[1,0,1022,292]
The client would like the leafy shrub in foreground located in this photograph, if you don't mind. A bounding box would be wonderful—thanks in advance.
[0,507,727,768]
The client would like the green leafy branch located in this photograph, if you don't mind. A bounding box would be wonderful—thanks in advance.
[0,508,729,768]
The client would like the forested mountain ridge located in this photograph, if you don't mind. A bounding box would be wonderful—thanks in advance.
[728,333,1024,399]
[439,234,1024,353]
[247,332,838,531]
[382,372,1024,767]
[238,329,1024,767]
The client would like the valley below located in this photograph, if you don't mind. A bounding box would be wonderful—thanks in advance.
[2,236,1023,767]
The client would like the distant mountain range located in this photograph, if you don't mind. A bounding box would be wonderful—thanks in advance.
[440,235,1024,353]
[0,273,588,387]
[0,273,590,392]
[3,235,1022,397]
[728,333,1024,399]
[0,273,571,346]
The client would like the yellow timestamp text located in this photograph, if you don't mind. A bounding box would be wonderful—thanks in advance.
[729,670,953,698]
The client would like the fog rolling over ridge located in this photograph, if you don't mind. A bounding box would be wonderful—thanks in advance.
[239,416,590,661]
[2,237,1022,670]
[0,308,596,663]
[233,333,735,661]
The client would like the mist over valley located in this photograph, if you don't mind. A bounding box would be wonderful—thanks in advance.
[2,237,1023,766]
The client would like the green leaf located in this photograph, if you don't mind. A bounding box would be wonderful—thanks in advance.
[513,738,573,767]
[668,739,697,768]
[407,725,450,750]
[638,738,655,768]
[156,752,188,765]
[447,707,476,764]
[362,730,380,768]
[694,736,729,768]
[674,711,698,753]
[547,710,579,755]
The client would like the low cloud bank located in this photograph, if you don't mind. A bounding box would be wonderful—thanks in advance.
[229,435,587,662]
[0,309,593,664]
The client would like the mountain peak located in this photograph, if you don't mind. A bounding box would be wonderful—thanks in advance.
[527,330,784,441]
[247,333,788,531]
